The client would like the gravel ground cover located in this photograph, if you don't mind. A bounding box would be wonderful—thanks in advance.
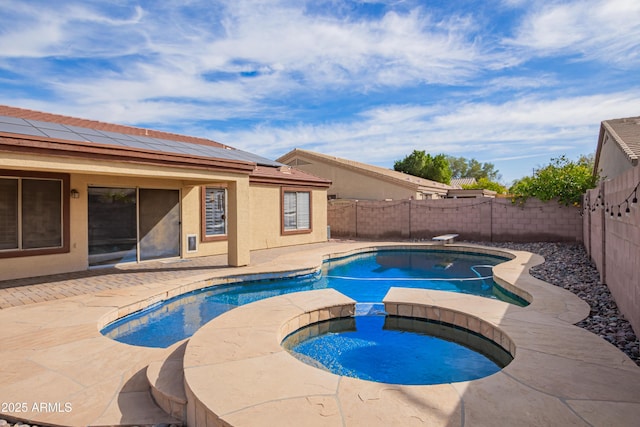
[474,241,639,366]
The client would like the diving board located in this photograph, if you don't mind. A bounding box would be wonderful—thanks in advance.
[432,234,459,244]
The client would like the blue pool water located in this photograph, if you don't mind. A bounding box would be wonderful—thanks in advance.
[282,314,512,385]
[101,249,526,348]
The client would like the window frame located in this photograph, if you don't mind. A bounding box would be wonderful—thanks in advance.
[281,187,313,235]
[201,186,228,242]
[0,170,70,259]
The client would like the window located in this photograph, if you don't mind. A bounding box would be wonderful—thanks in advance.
[0,171,69,258]
[201,187,227,241]
[282,189,311,234]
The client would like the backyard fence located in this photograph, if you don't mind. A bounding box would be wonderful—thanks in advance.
[583,165,640,335]
[328,197,583,242]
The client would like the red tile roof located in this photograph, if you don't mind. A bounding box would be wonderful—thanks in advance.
[250,165,331,188]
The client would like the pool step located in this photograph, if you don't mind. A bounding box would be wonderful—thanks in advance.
[147,342,188,423]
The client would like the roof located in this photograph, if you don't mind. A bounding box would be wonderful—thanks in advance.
[450,177,477,188]
[0,105,282,172]
[277,148,452,193]
[250,165,331,188]
[594,116,640,173]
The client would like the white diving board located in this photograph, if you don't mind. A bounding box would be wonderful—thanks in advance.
[432,234,459,244]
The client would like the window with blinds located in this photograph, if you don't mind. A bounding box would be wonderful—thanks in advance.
[0,176,63,252]
[283,190,310,232]
[204,187,226,236]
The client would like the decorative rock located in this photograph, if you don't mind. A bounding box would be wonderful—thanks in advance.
[470,241,640,366]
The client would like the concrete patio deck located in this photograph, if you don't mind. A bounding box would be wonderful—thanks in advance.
[0,241,639,426]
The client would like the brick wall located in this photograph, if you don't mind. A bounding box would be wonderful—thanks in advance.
[328,197,582,242]
[584,166,640,335]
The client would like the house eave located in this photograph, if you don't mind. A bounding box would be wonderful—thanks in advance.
[0,132,256,175]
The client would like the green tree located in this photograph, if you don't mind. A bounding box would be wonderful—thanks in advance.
[446,156,501,181]
[394,150,452,184]
[462,177,508,194]
[509,155,598,205]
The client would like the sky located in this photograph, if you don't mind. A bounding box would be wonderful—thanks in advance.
[1,0,639,184]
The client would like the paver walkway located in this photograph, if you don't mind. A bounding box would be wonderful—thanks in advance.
[0,242,338,309]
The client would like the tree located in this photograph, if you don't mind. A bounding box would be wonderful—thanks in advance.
[462,177,508,194]
[446,156,501,181]
[509,155,598,205]
[394,150,452,184]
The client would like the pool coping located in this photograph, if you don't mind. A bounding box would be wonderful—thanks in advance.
[0,241,639,426]
[183,287,640,426]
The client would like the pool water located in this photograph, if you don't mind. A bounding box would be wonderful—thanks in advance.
[282,314,513,385]
[102,250,526,348]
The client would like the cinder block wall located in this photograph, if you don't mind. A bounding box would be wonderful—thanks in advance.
[584,166,640,335]
[328,197,582,242]
[492,198,583,241]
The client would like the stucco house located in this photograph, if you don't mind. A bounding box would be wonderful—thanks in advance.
[0,106,330,281]
[594,116,640,180]
[277,149,452,201]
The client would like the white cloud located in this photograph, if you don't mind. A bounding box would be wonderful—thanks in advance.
[507,0,640,65]
[0,0,492,104]
[220,89,640,182]
[1,0,638,184]
[0,2,144,58]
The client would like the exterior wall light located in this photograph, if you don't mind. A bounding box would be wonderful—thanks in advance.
[70,189,80,199]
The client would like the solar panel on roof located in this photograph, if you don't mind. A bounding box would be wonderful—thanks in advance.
[0,122,48,137]
[84,135,127,146]
[98,130,138,141]
[63,125,105,136]
[39,129,91,142]
[128,135,157,144]
[0,115,30,125]
[230,148,283,167]
[113,139,154,150]
[0,114,283,167]
[24,119,72,132]
[154,138,184,148]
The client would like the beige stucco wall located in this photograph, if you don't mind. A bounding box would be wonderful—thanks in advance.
[181,186,228,259]
[249,185,328,250]
[288,158,418,200]
[598,133,636,180]
[0,152,328,280]
[0,152,245,280]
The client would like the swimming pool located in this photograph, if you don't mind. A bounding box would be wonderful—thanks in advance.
[101,249,527,348]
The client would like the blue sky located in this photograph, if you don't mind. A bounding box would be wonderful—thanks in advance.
[1,0,639,184]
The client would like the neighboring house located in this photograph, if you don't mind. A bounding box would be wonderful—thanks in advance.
[446,188,496,199]
[277,149,451,200]
[449,178,497,198]
[449,177,477,189]
[0,106,330,281]
[594,116,640,180]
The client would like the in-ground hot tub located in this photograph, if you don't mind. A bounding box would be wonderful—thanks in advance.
[281,304,513,385]
[183,288,518,426]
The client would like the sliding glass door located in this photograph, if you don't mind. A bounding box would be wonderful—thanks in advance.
[88,187,180,266]
[88,187,137,266]
[139,189,180,261]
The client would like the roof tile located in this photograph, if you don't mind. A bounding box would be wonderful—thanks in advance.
[603,116,640,160]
